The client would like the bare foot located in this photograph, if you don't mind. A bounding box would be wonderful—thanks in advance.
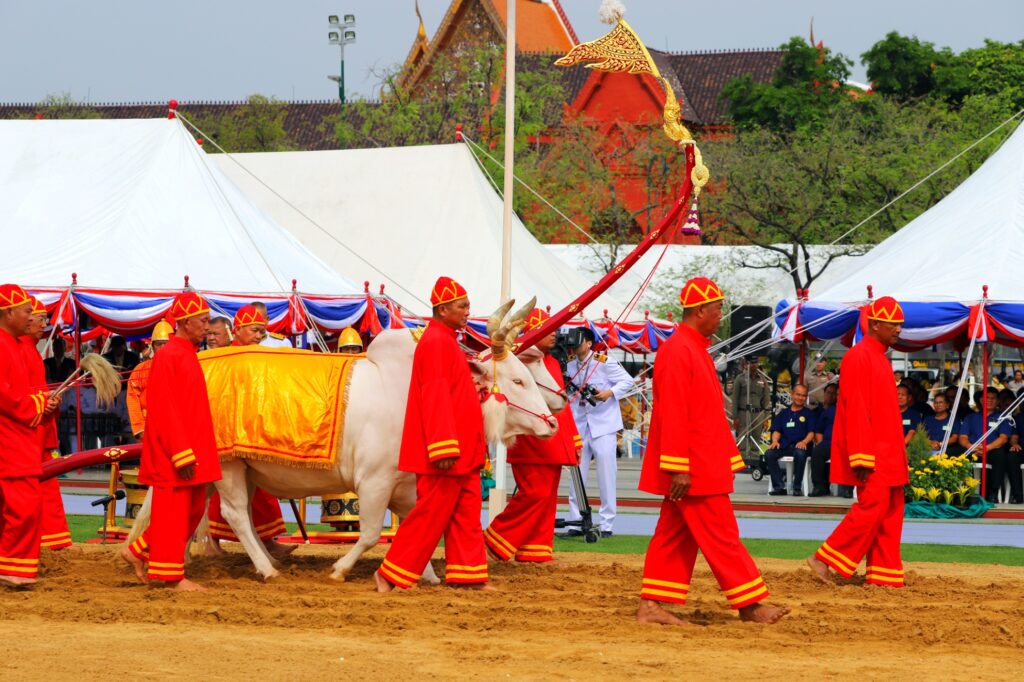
[0,574,37,589]
[806,555,832,585]
[172,578,208,592]
[265,540,296,560]
[738,603,789,624]
[636,598,688,625]
[374,570,396,593]
[449,582,495,591]
[120,546,148,583]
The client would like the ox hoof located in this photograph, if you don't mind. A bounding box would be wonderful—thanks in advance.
[262,570,281,582]
[328,571,346,582]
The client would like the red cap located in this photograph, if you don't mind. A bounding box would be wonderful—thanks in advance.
[29,296,47,316]
[525,307,549,332]
[430,276,468,307]
[233,304,268,328]
[0,284,31,311]
[170,292,210,322]
[867,296,904,323]
[679,277,725,308]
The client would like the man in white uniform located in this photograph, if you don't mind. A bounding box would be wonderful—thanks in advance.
[565,327,634,536]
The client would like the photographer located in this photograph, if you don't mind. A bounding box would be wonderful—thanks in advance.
[564,327,634,537]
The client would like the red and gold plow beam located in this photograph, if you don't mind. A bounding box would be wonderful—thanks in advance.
[519,14,710,352]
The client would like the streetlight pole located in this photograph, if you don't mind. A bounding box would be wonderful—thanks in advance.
[328,14,356,103]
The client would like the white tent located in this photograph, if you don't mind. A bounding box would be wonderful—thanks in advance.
[809,121,1024,304]
[213,143,627,316]
[0,118,356,294]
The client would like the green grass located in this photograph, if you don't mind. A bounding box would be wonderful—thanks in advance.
[68,515,1024,567]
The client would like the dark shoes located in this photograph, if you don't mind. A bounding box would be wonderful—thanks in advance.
[563,529,584,537]
[790,489,803,497]
[808,488,829,497]
[768,489,787,496]
[600,531,613,538]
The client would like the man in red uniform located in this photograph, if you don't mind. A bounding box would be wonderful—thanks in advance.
[120,292,222,591]
[23,297,72,551]
[206,304,289,556]
[375,276,489,591]
[126,320,173,439]
[637,277,788,625]
[807,296,907,587]
[0,284,60,587]
[484,308,580,563]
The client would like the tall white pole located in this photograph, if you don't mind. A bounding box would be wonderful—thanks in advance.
[490,0,516,520]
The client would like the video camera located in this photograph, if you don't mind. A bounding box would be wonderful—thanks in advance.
[551,327,601,407]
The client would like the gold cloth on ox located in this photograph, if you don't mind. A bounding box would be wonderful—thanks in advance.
[199,346,358,469]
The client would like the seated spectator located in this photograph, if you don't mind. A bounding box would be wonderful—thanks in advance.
[765,384,815,496]
[959,388,1014,503]
[102,335,140,388]
[44,336,76,384]
[898,385,922,445]
[1005,420,1024,504]
[809,383,837,497]
[922,394,964,454]
[945,385,973,423]
[997,388,1018,419]
[1007,370,1024,395]
[908,379,935,418]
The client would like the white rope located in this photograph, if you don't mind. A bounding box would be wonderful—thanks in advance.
[960,387,1024,459]
[173,112,433,312]
[939,299,987,456]
[292,294,331,353]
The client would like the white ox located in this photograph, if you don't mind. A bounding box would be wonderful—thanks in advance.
[127,299,563,582]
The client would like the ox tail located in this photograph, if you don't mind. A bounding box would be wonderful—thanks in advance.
[481,394,510,446]
[185,483,215,560]
[124,487,153,546]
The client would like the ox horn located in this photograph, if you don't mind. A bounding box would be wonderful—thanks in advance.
[508,296,536,329]
[489,299,516,360]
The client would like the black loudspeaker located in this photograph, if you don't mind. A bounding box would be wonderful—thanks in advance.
[728,305,773,354]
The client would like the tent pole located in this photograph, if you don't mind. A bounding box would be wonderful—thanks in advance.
[798,341,807,386]
[982,342,989,498]
[74,321,82,453]
[490,0,516,521]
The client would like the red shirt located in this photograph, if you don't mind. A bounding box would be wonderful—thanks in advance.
[508,354,580,465]
[399,320,485,476]
[831,335,908,487]
[139,336,221,487]
[639,324,743,497]
[20,336,58,451]
[0,329,48,477]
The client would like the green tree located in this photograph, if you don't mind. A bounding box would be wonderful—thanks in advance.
[187,94,295,153]
[720,36,853,132]
[17,93,103,119]
[861,32,953,100]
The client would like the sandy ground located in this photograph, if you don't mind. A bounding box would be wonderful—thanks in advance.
[1,544,1022,680]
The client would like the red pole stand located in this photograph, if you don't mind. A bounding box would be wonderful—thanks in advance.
[982,342,989,498]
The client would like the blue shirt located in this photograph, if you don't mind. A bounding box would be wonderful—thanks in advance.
[962,412,1013,446]
[922,413,960,442]
[770,406,815,449]
[900,408,922,436]
[815,405,836,445]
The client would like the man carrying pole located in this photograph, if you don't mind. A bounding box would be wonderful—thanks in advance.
[807,296,908,587]
[637,277,787,625]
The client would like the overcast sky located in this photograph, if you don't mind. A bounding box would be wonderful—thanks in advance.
[2,1,1021,104]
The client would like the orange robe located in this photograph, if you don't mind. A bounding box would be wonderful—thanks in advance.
[485,353,580,562]
[638,324,768,610]
[0,329,48,579]
[126,358,151,438]
[127,336,221,582]
[378,320,488,588]
[815,335,907,587]
[21,336,71,550]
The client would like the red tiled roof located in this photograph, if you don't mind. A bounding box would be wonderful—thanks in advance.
[666,49,784,124]
[487,0,575,53]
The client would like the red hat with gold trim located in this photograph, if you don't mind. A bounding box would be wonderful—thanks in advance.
[170,292,210,323]
[0,284,31,311]
[431,276,468,307]
[679,277,725,308]
[525,307,549,332]
[867,296,904,323]
[233,304,267,328]
[29,296,47,316]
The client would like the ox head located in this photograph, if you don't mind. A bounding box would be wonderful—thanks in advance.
[517,345,568,414]
[471,297,558,446]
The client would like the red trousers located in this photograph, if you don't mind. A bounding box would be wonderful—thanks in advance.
[641,494,768,609]
[208,488,286,542]
[379,472,487,588]
[0,477,42,579]
[39,450,71,550]
[815,480,904,587]
[129,484,206,582]
[484,463,560,562]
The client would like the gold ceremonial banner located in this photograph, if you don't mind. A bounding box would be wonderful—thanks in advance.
[199,346,358,469]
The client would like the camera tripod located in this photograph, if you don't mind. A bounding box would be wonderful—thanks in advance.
[554,465,600,543]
